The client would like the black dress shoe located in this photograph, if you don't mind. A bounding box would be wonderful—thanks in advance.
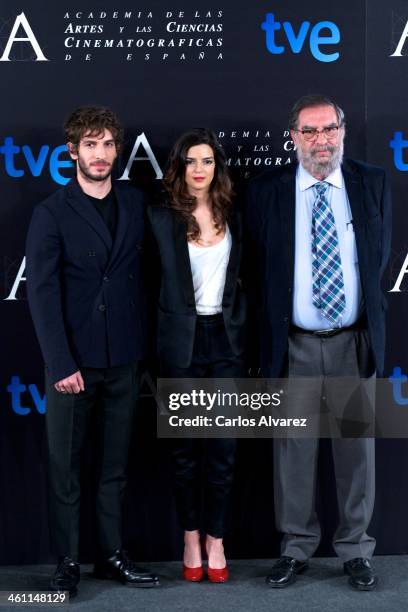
[344,558,378,591]
[50,557,80,597]
[93,550,160,587]
[266,556,308,588]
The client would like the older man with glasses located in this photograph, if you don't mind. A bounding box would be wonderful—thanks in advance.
[246,94,391,590]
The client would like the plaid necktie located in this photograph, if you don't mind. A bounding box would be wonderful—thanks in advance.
[311,182,346,326]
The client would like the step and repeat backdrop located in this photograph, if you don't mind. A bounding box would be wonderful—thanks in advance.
[0,0,407,563]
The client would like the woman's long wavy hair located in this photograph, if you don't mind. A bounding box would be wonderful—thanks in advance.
[163,128,233,241]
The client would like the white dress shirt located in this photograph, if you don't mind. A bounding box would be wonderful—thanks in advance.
[292,164,362,330]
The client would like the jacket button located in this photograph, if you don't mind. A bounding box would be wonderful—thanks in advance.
[129,273,134,279]
[130,300,135,307]
[288,287,292,293]
[103,276,109,282]
[98,304,106,312]
[283,316,289,323]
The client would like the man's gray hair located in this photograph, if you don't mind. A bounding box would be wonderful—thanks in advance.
[288,94,345,131]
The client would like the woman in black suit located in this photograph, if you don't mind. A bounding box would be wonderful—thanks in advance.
[148,128,246,582]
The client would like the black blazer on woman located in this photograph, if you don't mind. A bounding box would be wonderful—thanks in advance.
[147,205,247,368]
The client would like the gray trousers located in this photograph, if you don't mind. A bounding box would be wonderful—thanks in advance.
[274,328,376,561]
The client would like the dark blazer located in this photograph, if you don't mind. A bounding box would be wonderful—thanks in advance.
[26,179,146,384]
[246,159,392,377]
[147,205,246,368]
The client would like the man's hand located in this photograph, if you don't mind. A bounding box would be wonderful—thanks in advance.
[55,371,85,394]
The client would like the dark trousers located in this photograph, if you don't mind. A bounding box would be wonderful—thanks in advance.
[274,328,376,561]
[45,363,139,559]
[163,314,244,538]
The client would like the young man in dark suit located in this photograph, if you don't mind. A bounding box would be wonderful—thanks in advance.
[246,95,391,591]
[26,107,159,596]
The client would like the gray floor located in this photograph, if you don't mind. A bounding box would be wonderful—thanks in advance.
[1,557,408,612]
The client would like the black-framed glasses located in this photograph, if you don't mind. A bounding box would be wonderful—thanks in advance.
[295,126,341,142]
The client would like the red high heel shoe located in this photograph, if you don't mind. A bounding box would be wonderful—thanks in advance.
[183,564,204,582]
[207,564,229,583]
[205,537,229,583]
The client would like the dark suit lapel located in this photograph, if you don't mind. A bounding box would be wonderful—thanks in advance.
[342,160,365,260]
[66,179,113,250]
[173,213,196,306]
[222,212,242,306]
[107,184,129,268]
[222,212,241,304]
[278,167,296,285]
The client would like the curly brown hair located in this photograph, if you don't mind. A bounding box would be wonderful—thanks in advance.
[64,106,124,152]
[163,128,233,240]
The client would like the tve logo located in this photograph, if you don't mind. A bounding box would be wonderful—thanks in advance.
[0,138,73,185]
[1,133,163,186]
[7,376,46,415]
[389,131,408,171]
[389,367,408,406]
[261,13,341,62]
[5,372,156,415]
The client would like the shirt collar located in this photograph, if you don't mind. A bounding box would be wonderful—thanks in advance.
[297,163,343,192]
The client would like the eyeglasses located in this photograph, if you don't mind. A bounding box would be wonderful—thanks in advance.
[294,126,341,142]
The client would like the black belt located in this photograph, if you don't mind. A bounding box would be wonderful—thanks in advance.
[290,321,363,337]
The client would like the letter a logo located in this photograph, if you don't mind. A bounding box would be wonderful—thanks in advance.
[0,12,49,61]
[390,17,408,57]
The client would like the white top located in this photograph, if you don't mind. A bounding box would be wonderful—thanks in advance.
[188,226,232,315]
[292,164,362,330]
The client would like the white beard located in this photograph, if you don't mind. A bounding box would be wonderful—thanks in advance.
[297,138,344,179]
